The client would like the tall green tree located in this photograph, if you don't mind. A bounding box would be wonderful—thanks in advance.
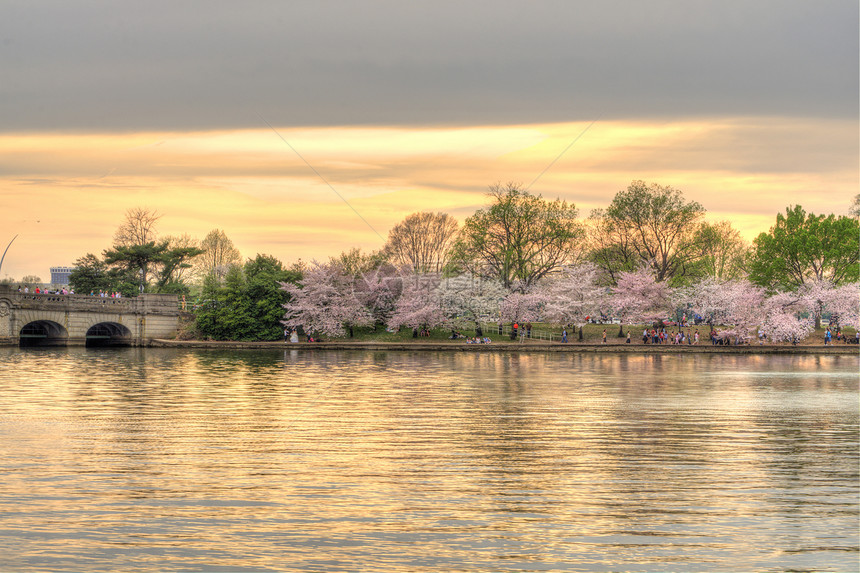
[194,254,301,340]
[589,181,705,285]
[103,241,168,293]
[245,254,302,339]
[69,254,111,294]
[693,220,750,280]
[330,247,387,277]
[450,182,582,289]
[153,241,204,294]
[749,205,860,290]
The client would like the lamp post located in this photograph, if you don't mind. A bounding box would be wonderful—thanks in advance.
[0,234,18,279]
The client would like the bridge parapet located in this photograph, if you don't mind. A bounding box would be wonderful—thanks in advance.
[8,291,178,313]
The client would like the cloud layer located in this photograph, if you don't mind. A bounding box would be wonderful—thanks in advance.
[2,1,857,131]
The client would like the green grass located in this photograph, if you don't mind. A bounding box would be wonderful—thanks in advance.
[330,322,858,346]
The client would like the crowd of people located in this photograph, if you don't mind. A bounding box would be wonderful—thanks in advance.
[640,327,701,345]
[15,285,127,298]
[16,285,74,295]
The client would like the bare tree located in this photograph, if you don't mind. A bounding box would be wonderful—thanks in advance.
[113,207,161,247]
[850,194,860,218]
[197,229,242,281]
[385,212,459,274]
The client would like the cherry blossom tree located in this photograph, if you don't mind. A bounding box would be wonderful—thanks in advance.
[354,265,403,328]
[821,282,860,329]
[281,261,371,338]
[796,280,860,330]
[759,291,813,343]
[611,267,672,328]
[500,291,544,324]
[387,273,448,332]
[438,273,507,330]
[540,263,608,329]
[681,278,766,340]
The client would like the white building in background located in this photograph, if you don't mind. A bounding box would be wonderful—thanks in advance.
[50,266,75,287]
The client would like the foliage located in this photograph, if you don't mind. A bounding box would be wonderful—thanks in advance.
[385,212,459,273]
[69,254,111,294]
[20,275,43,287]
[451,182,582,289]
[161,234,203,285]
[195,254,300,340]
[153,241,204,294]
[693,220,750,280]
[590,181,705,285]
[759,291,813,343]
[103,242,167,294]
[795,280,860,330]
[330,247,388,277]
[749,205,859,290]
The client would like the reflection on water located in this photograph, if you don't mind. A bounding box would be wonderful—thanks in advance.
[0,348,857,572]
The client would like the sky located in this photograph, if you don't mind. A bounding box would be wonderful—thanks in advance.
[1,0,857,281]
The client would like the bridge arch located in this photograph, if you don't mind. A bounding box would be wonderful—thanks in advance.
[19,320,69,347]
[85,322,134,347]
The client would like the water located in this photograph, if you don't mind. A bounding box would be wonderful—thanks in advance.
[0,348,857,572]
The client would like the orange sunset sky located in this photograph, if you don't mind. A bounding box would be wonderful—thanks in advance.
[1,1,857,281]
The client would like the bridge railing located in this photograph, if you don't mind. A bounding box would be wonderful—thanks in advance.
[6,291,179,314]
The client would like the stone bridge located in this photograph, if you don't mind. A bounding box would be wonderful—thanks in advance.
[0,286,180,346]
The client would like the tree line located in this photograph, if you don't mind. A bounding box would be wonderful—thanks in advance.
[58,182,859,341]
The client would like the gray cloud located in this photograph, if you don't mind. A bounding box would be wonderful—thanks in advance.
[1,0,856,131]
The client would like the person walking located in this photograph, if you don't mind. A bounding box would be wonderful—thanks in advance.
[602,329,607,344]
[562,328,568,343]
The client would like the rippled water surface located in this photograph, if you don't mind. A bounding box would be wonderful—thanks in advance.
[0,348,857,572]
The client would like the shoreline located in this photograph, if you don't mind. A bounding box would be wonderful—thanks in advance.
[147,339,859,355]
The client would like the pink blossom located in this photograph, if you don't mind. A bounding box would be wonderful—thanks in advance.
[682,278,766,340]
[500,291,544,323]
[281,261,372,337]
[611,267,671,325]
[387,273,448,331]
[539,263,608,327]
